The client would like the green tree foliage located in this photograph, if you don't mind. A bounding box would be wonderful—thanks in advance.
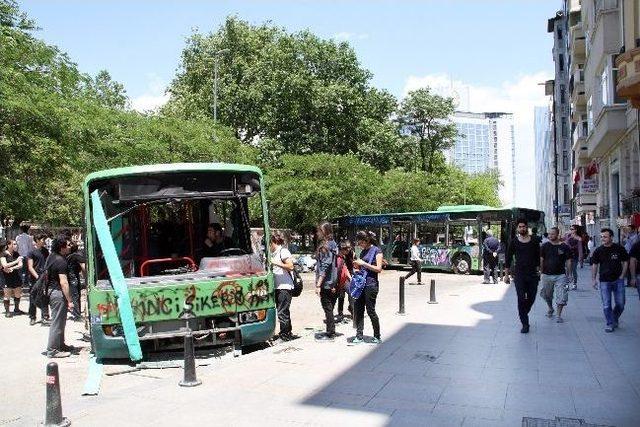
[0,1,252,225]
[397,88,458,173]
[166,17,397,161]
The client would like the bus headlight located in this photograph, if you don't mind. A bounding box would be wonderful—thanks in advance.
[238,310,267,324]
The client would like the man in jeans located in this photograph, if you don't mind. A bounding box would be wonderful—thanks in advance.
[564,225,583,290]
[46,235,75,358]
[314,222,338,341]
[591,228,628,332]
[539,227,572,323]
[482,230,500,284]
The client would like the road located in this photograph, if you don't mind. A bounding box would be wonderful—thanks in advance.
[2,266,639,426]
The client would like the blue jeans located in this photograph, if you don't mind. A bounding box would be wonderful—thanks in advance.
[570,257,578,285]
[599,279,625,326]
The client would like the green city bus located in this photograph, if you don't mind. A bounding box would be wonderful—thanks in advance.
[335,205,545,274]
[83,163,275,361]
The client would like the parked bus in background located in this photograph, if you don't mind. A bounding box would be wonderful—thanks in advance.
[335,205,545,275]
[84,163,275,361]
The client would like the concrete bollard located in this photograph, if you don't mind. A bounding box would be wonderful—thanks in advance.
[398,276,406,315]
[44,362,71,427]
[428,279,438,304]
[178,332,202,387]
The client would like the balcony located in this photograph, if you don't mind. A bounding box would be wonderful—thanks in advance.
[615,46,640,107]
[569,21,585,61]
[586,105,626,158]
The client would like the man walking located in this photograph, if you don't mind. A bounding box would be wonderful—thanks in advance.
[504,219,540,333]
[565,225,583,290]
[404,238,423,285]
[482,230,500,284]
[27,233,50,325]
[15,224,34,286]
[591,228,628,332]
[539,227,572,323]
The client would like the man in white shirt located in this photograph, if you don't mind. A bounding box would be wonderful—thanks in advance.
[15,224,34,286]
[405,238,423,285]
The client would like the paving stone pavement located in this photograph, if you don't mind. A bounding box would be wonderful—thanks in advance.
[1,266,639,426]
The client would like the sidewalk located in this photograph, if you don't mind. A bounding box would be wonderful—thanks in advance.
[3,266,639,426]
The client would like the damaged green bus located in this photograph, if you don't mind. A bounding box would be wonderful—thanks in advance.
[84,163,275,361]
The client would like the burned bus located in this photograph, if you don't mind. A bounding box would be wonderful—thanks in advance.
[84,163,275,361]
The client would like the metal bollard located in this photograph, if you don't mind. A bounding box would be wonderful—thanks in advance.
[233,328,242,358]
[179,332,202,387]
[44,362,71,427]
[397,276,406,314]
[428,279,438,304]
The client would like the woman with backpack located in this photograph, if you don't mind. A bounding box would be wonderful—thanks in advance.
[1,239,25,317]
[336,241,354,323]
[315,222,339,341]
[352,230,383,344]
[269,232,295,341]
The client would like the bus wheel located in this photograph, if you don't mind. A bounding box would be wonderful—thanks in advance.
[453,254,471,275]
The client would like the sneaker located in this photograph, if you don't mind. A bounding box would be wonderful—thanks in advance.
[29,318,36,326]
[556,317,564,323]
[47,350,71,358]
[315,333,335,341]
[571,284,577,290]
[604,326,614,333]
[612,322,619,329]
[482,281,490,285]
[4,312,12,318]
[520,325,530,334]
[546,309,554,318]
[336,315,344,323]
[351,337,364,344]
[370,337,382,344]
[41,319,51,326]
[13,309,26,316]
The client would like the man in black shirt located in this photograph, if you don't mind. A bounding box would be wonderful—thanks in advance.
[539,227,573,323]
[27,233,50,325]
[200,223,227,259]
[46,235,75,358]
[504,219,540,333]
[482,230,500,284]
[591,228,628,332]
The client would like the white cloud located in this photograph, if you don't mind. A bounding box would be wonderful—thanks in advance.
[130,73,170,113]
[402,72,552,209]
[333,31,369,41]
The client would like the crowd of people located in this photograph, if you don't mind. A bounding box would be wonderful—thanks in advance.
[270,222,383,344]
[502,219,640,334]
[1,225,85,358]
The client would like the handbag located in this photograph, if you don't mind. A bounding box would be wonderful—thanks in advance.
[31,257,52,309]
[349,247,377,299]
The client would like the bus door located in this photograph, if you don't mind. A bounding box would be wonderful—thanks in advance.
[390,220,411,265]
[415,222,449,268]
[448,219,481,272]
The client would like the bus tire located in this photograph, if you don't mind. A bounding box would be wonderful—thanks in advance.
[452,254,471,275]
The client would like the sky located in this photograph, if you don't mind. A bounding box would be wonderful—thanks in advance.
[20,0,560,208]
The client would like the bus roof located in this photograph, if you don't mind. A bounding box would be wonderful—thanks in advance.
[435,205,498,212]
[83,163,263,187]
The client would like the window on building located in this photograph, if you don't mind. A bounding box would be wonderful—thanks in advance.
[561,118,568,138]
[562,150,569,171]
[564,184,570,204]
[601,67,609,105]
[587,96,593,132]
[560,85,566,103]
[559,54,564,72]
[578,64,584,82]
[557,27,562,39]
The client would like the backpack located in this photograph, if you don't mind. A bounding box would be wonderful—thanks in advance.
[280,249,304,297]
[31,256,52,310]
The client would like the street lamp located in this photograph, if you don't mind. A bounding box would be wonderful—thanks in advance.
[212,48,230,126]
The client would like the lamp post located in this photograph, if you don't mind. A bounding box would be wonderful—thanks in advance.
[212,48,230,126]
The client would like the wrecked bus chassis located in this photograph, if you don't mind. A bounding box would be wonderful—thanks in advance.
[83,163,276,361]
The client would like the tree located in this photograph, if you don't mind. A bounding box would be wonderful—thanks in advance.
[397,88,458,173]
[165,17,397,160]
[89,70,128,109]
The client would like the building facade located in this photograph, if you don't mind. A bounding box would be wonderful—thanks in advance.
[559,0,640,242]
[446,111,516,206]
[535,106,555,223]
[546,10,574,227]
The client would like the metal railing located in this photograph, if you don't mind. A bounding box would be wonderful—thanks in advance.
[622,195,640,216]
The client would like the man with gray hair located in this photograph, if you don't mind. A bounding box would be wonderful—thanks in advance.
[482,230,500,284]
[540,227,572,323]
